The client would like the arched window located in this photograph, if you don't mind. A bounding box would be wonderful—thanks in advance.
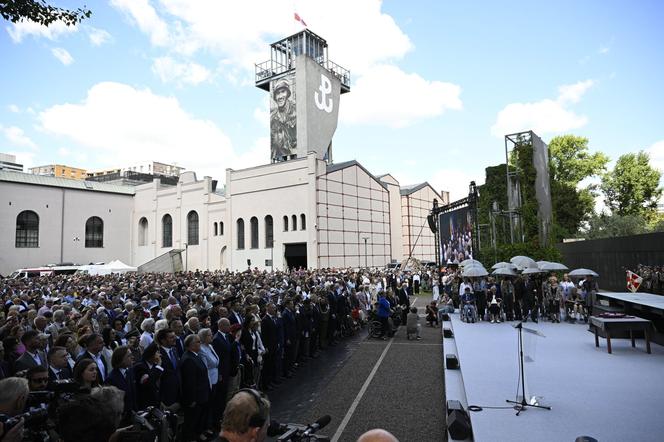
[237,218,245,250]
[250,217,259,249]
[15,210,39,248]
[265,215,274,248]
[85,216,103,248]
[187,211,199,245]
[138,217,148,246]
[300,214,306,230]
[219,221,224,235]
[292,214,297,231]
[283,215,288,232]
[162,214,173,248]
[214,222,218,236]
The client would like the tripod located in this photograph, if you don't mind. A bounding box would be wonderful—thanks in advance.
[506,322,551,416]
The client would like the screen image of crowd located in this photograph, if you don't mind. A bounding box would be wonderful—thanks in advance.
[0,267,432,442]
[439,207,473,264]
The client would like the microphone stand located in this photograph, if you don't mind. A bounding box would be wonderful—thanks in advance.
[506,322,551,415]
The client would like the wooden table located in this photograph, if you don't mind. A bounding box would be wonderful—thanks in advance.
[590,316,653,354]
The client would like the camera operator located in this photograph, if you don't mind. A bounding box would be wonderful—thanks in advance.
[0,377,28,442]
[25,366,49,393]
[219,389,270,442]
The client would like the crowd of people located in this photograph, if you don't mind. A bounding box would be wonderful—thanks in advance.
[0,267,429,441]
[632,264,664,294]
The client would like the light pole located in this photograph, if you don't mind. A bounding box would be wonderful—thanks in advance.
[362,236,369,269]
[184,243,188,272]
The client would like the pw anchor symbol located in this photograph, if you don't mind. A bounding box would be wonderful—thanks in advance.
[315,74,333,113]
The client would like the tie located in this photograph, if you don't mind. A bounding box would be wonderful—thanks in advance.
[169,348,177,369]
[55,370,61,380]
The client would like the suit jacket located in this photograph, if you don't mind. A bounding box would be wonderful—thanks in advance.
[260,314,278,353]
[179,351,210,406]
[229,311,243,326]
[107,367,138,412]
[76,351,108,382]
[282,308,296,343]
[133,361,162,409]
[14,350,48,373]
[212,331,232,381]
[158,347,181,406]
[48,366,72,384]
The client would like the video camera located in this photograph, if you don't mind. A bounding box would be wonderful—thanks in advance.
[120,407,177,442]
[268,415,332,441]
[0,409,49,441]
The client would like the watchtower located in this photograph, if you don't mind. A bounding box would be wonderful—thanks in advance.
[255,30,350,163]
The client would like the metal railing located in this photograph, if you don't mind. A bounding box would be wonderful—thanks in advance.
[255,58,350,90]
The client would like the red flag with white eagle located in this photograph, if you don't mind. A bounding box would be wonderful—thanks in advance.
[627,270,642,293]
[294,12,307,27]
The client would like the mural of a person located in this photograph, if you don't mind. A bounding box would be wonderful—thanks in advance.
[270,77,297,160]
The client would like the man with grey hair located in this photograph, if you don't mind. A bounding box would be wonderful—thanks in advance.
[0,377,28,441]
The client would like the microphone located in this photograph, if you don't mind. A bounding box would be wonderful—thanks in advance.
[302,415,332,436]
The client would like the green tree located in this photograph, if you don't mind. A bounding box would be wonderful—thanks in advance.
[583,213,648,239]
[548,135,609,239]
[1,0,90,26]
[601,151,662,217]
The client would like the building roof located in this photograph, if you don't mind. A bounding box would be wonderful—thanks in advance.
[400,182,439,197]
[326,160,388,190]
[0,170,135,195]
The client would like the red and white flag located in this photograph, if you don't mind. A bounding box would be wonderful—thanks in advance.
[627,270,643,293]
[294,12,307,27]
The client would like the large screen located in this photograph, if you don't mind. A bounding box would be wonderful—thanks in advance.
[439,207,473,264]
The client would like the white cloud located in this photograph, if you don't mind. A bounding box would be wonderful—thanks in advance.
[341,64,462,127]
[110,0,170,46]
[8,104,20,113]
[7,20,77,43]
[38,82,266,178]
[491,80,594,137]
[57,147,71,157]
[429,168,482,203]
[7,151,36,170]
[108,0,458,127]
[152,56,211,85]
[51,47,74,65]
[88,27,112,46]
[599,46,610,54]
[1,125,37,149]
[647,140,664,173]
[558,80,594,104]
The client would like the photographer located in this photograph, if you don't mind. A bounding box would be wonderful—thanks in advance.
[219,389,270,442]
[0,377,28,442]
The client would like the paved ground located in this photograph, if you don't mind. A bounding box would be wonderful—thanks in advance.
[268,295,446,442]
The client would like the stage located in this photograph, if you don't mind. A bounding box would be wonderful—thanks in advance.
[446,312,664,442]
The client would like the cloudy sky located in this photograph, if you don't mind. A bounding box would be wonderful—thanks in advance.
[1,0,663,200]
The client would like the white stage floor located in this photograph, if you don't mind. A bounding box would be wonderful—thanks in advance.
[448,313,664,442]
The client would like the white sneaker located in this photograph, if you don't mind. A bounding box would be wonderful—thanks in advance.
[497,319,501,323]
[491,319,495,323]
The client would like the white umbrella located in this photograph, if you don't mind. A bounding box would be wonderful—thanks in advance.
[522,266,546,275]
[460,259,483,267]
[462,267,489,277]
[538,261,569,271]
[568,268,599,277]
[492,267,517,276]
[510,255,537,269]
[491,261,511,270]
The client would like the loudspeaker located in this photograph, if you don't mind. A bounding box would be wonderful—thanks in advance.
[447,409,472,440]
[427,214,437,233]
[443,328,454,338]
[445,354,459,369]
[247,259,251,266]
[446,400,464,415]
[442,313,450,321]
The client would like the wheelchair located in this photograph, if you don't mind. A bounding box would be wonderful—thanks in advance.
[461,302,478,323]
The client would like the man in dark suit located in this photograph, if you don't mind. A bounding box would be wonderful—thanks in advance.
[228,301,243,326]
[180,334,210,441]
[106,346,138,417]
[76,333,108,383]
[47,346,72,385]
[213,318,232,426]
[155,328,180,407]
[14,330,48,374]
[260,303,278,390]
[397,282,410,325]
[281,300,296,377]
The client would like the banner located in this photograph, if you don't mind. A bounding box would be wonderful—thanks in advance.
[627,270,642,293]
[270,73,297,161]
